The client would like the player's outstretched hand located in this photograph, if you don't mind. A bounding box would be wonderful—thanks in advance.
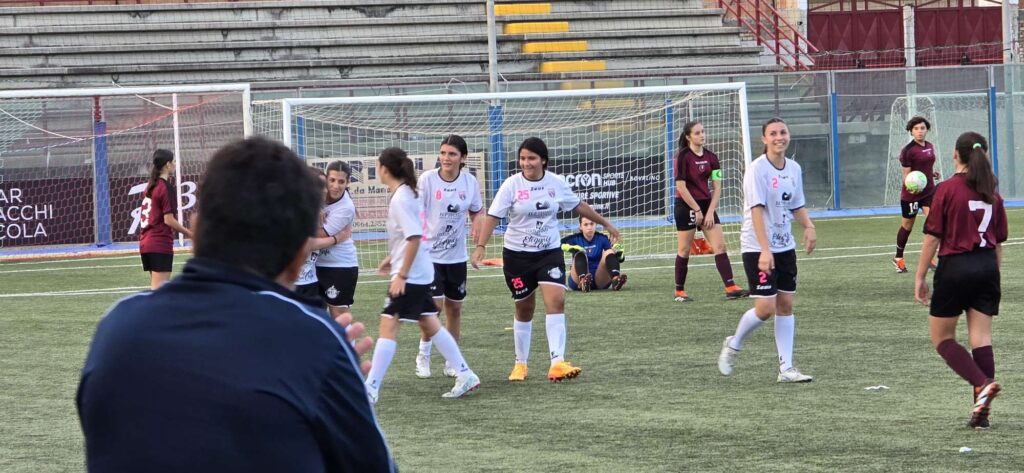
[377,256,391,276]
[334,312,374,375]
[803,227,817,255]
[605,223,621,244]
[914,277,930,306]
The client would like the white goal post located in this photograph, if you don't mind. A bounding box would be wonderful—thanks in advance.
[270,83,752,267]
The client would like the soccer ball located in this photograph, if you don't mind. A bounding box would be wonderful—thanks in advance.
[904,171,928,194]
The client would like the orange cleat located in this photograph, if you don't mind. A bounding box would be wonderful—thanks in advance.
[508,363,528,381]
[547,361,582,382]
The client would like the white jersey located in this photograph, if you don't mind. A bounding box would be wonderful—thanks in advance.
[296,251,319,286]
[316,192,359,268]
[740,155,806,253]
[387,184,434,285]
[418,168,483,264]
[488,171,581,252]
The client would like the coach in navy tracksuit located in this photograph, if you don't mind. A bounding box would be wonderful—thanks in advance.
[76,137,395,472]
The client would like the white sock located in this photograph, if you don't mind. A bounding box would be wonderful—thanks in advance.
[775,314,795,371]
[545,313,567,365]
[513,320,532,364]
[365,338,396,391]
[431,327,470,375]
[729,308,765,351]
[418,340,432,358]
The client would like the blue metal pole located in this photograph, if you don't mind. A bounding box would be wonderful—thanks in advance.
[828,73,842,210]
[666,100,675,219]
[295,115,307,162]
[988,83,999,176]
[93,121,111,246]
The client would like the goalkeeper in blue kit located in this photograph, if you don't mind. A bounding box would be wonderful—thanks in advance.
[561,216,626,292]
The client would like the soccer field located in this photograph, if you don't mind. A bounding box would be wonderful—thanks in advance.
[1,211,1022,472]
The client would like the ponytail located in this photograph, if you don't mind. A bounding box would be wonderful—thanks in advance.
[145,149,174,198]
[954,132,996,204]
[378,147,418,197]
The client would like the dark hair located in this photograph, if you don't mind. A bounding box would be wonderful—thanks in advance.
[517,137,549,170]
[325,160,352,200]
[955,132,997,204]
[145,149,174,198]
[906,116,931,132]
[378,147,418,197]
[441,134,469,170]
[761,117,788,156]
[678,120,702,151]
[193,136,321,279]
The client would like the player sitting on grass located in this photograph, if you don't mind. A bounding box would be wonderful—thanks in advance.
[561,216,626,292]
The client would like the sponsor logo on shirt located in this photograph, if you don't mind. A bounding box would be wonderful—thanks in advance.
[535,201,551,210]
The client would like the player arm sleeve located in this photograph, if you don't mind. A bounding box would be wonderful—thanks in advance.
[314,348,396,473]
[487,180,514,219]
[399,197,423,239]
[162,182,177,215]
[791,163,807,210]
[469,177,484,213]
[995,200,1008,243]
[557,178,582,211]
[742,165,768,210]
[899,146,912,168]
[673,152,685,181]
[322,206,348,236]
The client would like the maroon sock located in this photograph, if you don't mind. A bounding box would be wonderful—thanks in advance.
[715,253,736,287]
[972,345,995,379]
[936,339,988,386]
[675,256,689,291]
[895,227,911,258]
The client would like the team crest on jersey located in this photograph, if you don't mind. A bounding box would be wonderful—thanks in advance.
[458,191,466,200]
[435,190,443,201]
[698,164,707,173]
[326,285,339,299]
[548,267,563,280]
[548,188,556,198]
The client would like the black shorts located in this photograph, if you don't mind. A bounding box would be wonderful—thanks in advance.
[930,250,1000,317]
[140,252,173,272]
[674,198,720,231]
[294,282,326,309]
[900,195,933,219]
[382,283,439,321]
[431,262,468,301]
[503,248,566,301]
[316,266,359,308]
[742,249,797,298]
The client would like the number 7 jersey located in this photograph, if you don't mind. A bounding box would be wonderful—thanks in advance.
[924,173,1007,256]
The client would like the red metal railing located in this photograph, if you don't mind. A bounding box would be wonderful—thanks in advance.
[718,0,819,70]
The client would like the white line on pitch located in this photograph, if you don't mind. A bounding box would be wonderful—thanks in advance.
[4,242,1022,298]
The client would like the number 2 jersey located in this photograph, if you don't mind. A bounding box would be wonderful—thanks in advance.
[488,171,581,252]
[418,168,483,264]
[740,155,806,254]
[924,173,1007,257]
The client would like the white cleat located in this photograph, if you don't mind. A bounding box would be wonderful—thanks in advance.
[718,336,738,376]
[777,367,814,383]
[441,372,481,399]
[443,364,458,378]
[415,354,431,379]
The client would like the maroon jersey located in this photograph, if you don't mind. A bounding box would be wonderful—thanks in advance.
[674,147,721,201]
[139,178,178,254]
[924,174,1007,257]
[899,140,937,202]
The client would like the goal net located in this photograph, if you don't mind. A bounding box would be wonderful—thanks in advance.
[267,84,752,269]
[885,93,990,206]
[0,84,252,258]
